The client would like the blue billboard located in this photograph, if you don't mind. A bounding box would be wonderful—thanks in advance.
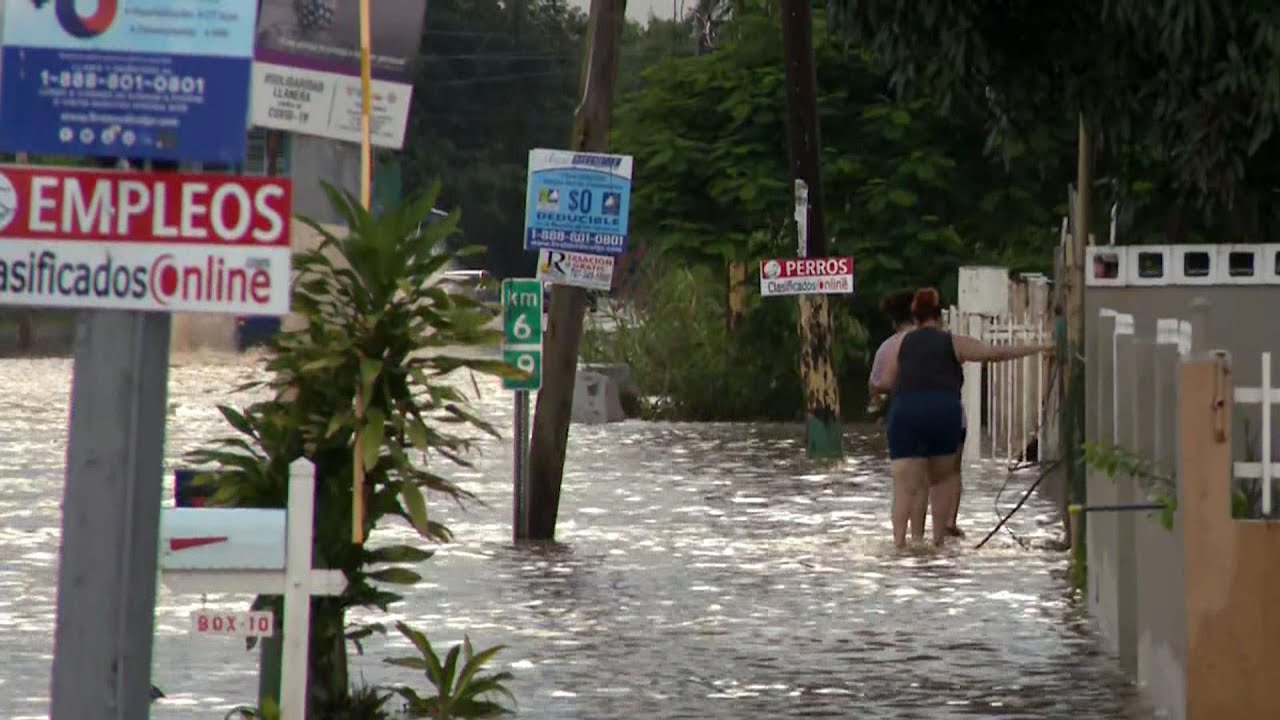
[523,149,633,256]
[0,0,256,164]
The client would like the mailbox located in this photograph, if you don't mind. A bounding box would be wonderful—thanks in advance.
[159,508,287,571]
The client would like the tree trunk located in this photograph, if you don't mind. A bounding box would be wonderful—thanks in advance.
[17,311,33,351]
[525,0,628,541]
[307,599,350,717]
[726,261,747,331]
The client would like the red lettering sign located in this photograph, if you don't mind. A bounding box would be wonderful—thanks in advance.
[762,256,855,280]
[0,165,291,246]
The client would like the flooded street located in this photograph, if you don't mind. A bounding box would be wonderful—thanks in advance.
[0,355,1150,719]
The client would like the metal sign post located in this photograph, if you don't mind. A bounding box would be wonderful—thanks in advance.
[794,179,809,258]
[502,278,543,540]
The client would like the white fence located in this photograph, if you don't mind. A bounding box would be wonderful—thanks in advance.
[1232,351,1280,516]
[942,305,1055,466]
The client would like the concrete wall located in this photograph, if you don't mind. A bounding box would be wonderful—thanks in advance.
[1085,304,1191,719]
[1083,245,1280,719]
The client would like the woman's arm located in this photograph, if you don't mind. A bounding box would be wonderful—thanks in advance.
[872,344,900,394]
[952,334,1053,364]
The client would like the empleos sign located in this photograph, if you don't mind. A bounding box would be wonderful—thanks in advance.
[0,165,292,315]
[759,257,855,297]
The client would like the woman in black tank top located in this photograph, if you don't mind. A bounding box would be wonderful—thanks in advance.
[872,288,1052,548]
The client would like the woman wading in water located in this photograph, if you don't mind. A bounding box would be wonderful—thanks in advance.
[874,288,1052,548]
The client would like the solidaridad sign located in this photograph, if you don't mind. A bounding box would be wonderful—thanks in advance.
[523,148,632,257]
[759,257,855,297]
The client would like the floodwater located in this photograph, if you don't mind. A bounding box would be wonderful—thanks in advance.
[0,354,1153,719]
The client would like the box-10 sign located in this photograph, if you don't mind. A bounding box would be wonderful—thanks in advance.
[191,609,275,638]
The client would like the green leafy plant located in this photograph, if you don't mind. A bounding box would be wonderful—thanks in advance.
[224,685,392,720]
[384,621,516,719]
[1081,441,1177,530]
[189,182,520,710]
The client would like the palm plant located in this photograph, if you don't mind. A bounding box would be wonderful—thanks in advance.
[384,622,516,719]
[189,182,519,712]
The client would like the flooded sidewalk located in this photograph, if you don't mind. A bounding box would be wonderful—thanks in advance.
[0,356,1150,719]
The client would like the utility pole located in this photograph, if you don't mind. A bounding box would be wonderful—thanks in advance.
[1064,115,1092,546]
[50,158,174,720]
[780,0,842,459]
[525,0,627,540]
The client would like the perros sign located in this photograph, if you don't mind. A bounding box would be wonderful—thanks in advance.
[0,165,292,315]
[536,249,615,291]
[759,257,855,297]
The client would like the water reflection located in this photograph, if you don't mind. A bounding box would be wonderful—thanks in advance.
[0,355,1151,718]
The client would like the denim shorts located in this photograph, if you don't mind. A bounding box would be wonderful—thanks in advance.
[886,390,965,460]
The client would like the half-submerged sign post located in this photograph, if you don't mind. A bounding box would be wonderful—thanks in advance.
[503,278,543,540]
[521,147,632,539]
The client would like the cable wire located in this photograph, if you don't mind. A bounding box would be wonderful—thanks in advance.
[987,345,1064,549]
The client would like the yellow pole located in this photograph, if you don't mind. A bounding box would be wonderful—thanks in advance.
[358,0,373,209]
[353,0,374,543]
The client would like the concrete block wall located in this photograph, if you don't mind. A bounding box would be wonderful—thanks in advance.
[1083,242,1280,719]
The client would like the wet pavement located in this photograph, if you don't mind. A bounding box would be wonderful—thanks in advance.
[0,354,1151,719]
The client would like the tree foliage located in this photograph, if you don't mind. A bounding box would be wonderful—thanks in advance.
[611,9,1061,320]
[827,0,1280,239]
[400,1,701,280]
[401,0,586,280]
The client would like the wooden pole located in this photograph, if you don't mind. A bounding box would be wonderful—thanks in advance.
[525,0,627,540]
[352,0,374,544]
[1063,115,1091,542]
[358,0,373,209]
[780,0,842,459]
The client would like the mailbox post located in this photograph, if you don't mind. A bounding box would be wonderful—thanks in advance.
[158,458,346,719]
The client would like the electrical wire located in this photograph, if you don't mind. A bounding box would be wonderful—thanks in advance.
[985,345,1065,550]
[975,459,1064,551]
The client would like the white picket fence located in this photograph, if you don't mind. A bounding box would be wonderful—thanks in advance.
[1233,351,1280,516]
[942,306,1056,466]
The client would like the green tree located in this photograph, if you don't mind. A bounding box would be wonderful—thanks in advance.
[190,185,516,713]
[595,8,1063,419]
[401,0,586,280]
[827,0,1280,241]
[612,9,1059,322]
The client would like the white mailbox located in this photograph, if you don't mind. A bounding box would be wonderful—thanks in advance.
[159,508,286,572]
[156,458,347,720]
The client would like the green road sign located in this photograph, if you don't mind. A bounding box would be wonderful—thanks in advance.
[502,279,543,391]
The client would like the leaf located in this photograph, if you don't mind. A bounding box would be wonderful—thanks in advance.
[217,406,257,438]
[406,418,430,450]
[367,544,435,564]
[359,357,383,409]
[368,566,423,585]
[400,481,431,537]
[385,656,430,670]
[360,408,386,471]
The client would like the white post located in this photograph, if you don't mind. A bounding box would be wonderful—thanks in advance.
[987,317,996,458]
[1003,317,1013,463]
[794,180,809,257]
[1113,314,1134,444]
[963,314,983,461]
[1263,352,1273,516]
[280,458,317,720]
